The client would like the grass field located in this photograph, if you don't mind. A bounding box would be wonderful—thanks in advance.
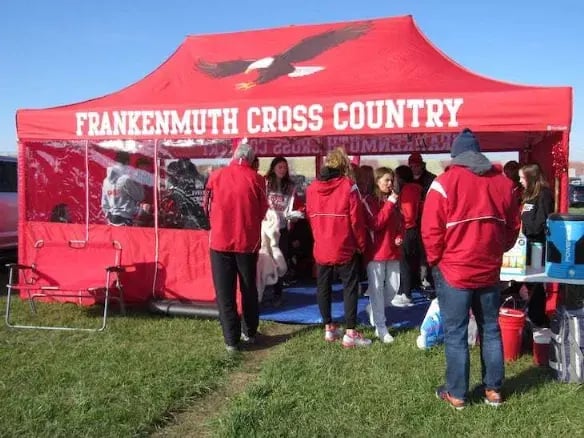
[0,298,240,437]
[2,294,583,437]
[209,328,584,437]
[0,208,582,436]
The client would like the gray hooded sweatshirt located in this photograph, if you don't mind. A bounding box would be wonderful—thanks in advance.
[101,165,144,220]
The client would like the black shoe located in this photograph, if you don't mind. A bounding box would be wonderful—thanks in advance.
[225,343,241,354]
[272,296,283,308]
[240,333,256,344]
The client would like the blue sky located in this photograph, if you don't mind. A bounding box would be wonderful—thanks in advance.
[0,0,581,160]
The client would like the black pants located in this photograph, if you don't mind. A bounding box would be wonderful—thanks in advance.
[504,281,548,327]
[527,283,548,327]
[419,237,434,288]
[273,228,289,298]
[316,255,359,329]
[210,250,259,347]
[398,227,421,298]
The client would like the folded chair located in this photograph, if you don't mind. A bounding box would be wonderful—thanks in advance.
[5,240,125,331]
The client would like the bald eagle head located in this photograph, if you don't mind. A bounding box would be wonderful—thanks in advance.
[245,57,275,73]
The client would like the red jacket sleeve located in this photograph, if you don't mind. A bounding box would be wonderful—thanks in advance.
[349,185,368,254]
[421,180,447,266]
[255,174,269,223]
[367,198,398,232]
[504,186,522,252]
[203,172,216,217]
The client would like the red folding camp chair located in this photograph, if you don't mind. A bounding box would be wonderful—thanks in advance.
[4,240,125,331]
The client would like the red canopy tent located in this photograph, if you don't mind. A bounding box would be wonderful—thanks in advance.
[15,15,573,306]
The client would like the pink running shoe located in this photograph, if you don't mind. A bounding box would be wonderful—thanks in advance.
[324,324,343,342]
[342,330,372,348]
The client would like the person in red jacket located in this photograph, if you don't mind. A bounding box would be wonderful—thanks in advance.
[421,128,520,409]
[364,167,401,344]
[205,142,268,352]
[391,165,423,307]
[306,147,371,348]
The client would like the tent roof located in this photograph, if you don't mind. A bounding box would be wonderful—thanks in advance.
[17,15,572,141]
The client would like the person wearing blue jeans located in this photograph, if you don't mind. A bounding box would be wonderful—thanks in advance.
[421,129,520,409]
[434,269,504,405]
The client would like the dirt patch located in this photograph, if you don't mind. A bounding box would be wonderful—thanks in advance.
[151,322,307,437]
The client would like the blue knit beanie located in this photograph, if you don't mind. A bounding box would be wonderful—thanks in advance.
[451,128,480,157]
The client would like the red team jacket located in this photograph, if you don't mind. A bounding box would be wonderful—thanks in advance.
[306,172,368,265]
[399,183,423,229]
[205,160,268,253]
[363,195,401,263]
[421,164,520,288]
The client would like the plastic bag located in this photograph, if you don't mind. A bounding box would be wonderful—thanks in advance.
[468,312,478,346]
[417,299,479,349]
[417,298,444,349]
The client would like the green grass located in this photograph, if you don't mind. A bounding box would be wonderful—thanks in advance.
[0,297,239,437]
[211,328,584,437]
[2,291,584,437]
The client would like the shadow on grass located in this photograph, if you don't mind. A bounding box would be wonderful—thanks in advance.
[242,324,314,352]
[468,365,554,403]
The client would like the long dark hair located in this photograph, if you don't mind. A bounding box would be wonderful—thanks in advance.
[394,165,414,184]
[503,160,521,189]
[356,165,374,196]
[266,156,292,194]
[521,163,549,203]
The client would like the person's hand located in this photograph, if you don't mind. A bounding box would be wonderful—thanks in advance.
[395,237,403,246]
[388,192,399,204]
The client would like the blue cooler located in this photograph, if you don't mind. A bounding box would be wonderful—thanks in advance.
[546,214,584,280]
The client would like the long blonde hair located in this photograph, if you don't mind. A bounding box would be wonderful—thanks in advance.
[324,147,351,177]
[373,167,394,201]
[521,163,549,203]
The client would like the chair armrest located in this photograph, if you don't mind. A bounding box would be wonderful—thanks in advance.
[106,266,125,273]
[5,263,33,270]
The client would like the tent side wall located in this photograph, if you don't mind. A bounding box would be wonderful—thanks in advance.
[17,140,222,305]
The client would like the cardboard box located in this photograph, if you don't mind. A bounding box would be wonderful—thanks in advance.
[501,234,528,276]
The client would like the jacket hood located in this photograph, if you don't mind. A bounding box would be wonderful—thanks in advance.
[106,164,124,183]
[314,167,347,196]
[450,151,493,175]
[318,166,342,181]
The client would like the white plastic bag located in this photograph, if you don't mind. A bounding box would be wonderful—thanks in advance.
[468,312,478,346]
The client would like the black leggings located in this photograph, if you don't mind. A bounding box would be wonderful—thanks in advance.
[527,283,548,327]
[398,227,421,298]
[316,255,359,329]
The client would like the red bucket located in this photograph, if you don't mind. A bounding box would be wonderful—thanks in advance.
[499,307,526,362]
[532,328,552,367]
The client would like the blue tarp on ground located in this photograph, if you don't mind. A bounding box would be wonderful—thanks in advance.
[259,283,430,328]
